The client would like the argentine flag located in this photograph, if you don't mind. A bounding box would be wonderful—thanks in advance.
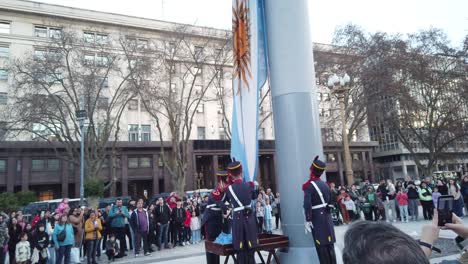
[231,0,268,182]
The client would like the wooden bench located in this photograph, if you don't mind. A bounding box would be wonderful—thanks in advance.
[205,234,289,264]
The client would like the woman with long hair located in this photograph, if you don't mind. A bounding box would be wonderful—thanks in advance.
[436,179,449,195]
[448,178,464,217]
[84,211,102,264]
[52,214,74,264]
[8,218,22,264]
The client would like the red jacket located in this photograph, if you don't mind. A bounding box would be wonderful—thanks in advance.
[183,210,191,227]
[396,192,408,206]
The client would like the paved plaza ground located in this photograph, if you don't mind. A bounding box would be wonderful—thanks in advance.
[107,216,467,264]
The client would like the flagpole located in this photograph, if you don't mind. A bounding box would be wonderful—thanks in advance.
[264,0,323,263]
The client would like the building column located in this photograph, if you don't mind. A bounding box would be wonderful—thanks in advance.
[212,155,219,185]
[152,154,160,196]
[61,160,69,198]
[402,163,408,179]
[414,165,419,179]
[121,154,128,196]
[361,151,368,182]
[337,151,345,186]
[7,157,15,193]
[21,157,31,191]
[369,151,376,183]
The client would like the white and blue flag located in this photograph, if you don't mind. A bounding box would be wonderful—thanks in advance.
[231,0,268,182]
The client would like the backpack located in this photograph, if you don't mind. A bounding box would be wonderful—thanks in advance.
[57,225,67,242]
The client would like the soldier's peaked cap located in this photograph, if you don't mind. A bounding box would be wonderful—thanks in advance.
[227,158,242,176]
[216,170,228,177]
[310,156,326,177]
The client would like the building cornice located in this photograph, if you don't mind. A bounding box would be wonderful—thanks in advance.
[0,0,230,40]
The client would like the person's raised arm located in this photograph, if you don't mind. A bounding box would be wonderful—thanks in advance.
[419,209,440,258]
[443,213,468,239]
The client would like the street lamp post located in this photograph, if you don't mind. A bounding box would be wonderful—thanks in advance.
[328,73,354,186]
[76,108,87,206]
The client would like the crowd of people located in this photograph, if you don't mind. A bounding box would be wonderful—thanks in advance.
[0,186,281,264]
[328,175,468,225]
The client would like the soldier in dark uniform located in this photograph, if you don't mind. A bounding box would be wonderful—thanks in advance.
[303,156,337,264]
[203,170,231,264]
[226,160,258,264]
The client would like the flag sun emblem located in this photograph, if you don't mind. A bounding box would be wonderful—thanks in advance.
[233,0,251,94]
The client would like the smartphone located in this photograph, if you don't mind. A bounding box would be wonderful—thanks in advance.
[437,195,454,227]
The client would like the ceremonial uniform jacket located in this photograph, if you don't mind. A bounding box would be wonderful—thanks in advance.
[201,191,224,241]
[303,179,336,246]
[227,180,258,251]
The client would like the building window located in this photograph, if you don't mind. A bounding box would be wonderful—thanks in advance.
[141,125,151,142]
[352,153,360,160]
[39,191,54,201]
[197,103,205,113]
[84,54,95,65]
[128,157,139,168]
[32,159,46,171]
[97,77,109,88]
[137,39,148,49]
[84,32,108,44]
[167,42,176,54]
[0,22,10,34]
[139,157,151,168]
[48,159,60,171]
[194,46,204,57]
[0,69,7,80]
[96,55,109,66]
[327,153,336,162]
[35,26,61,38]
[128,124,139,142]
[219,127,227,140]
[0,159,6,172]
[96,34,108,44]
[97,97,109,109]
[128,99,138,110]
[194,66,202,76]
[0,92,7,105]
[128,157,152,168]
[0,45,9,58]
[197,127,206,140]
[258,128,265,140]
[49,28,62,39]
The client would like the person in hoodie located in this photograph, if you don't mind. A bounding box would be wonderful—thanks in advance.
[182,206,192,246]
[32,223,49,264]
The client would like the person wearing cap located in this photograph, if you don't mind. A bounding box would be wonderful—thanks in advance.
[303,156,337,264]
[226,159,258,264]
[202,170,231,264]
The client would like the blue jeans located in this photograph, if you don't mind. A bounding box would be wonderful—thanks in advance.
[47,247,55,264]
[56,245,71,264]
[399,205,409,221]
[159,224,169,248]
[191,229,201,243]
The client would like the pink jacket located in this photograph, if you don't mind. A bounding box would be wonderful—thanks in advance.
[55,202,69,215]
[396,192,408,206]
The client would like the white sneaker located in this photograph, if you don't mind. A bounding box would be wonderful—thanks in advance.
[405,220,409,223]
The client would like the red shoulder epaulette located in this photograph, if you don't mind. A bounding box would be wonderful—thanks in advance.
[302,180,311,191]
[212,189,222,200]
[248,181,254,188]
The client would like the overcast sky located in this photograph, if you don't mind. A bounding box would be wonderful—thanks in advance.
[37,0,467,47]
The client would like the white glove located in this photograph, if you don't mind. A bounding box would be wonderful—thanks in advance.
[304,221,313,234]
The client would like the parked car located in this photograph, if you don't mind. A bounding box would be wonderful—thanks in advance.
[23,198,87,221]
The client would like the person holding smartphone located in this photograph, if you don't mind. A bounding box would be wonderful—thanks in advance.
[108,198,129,258]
